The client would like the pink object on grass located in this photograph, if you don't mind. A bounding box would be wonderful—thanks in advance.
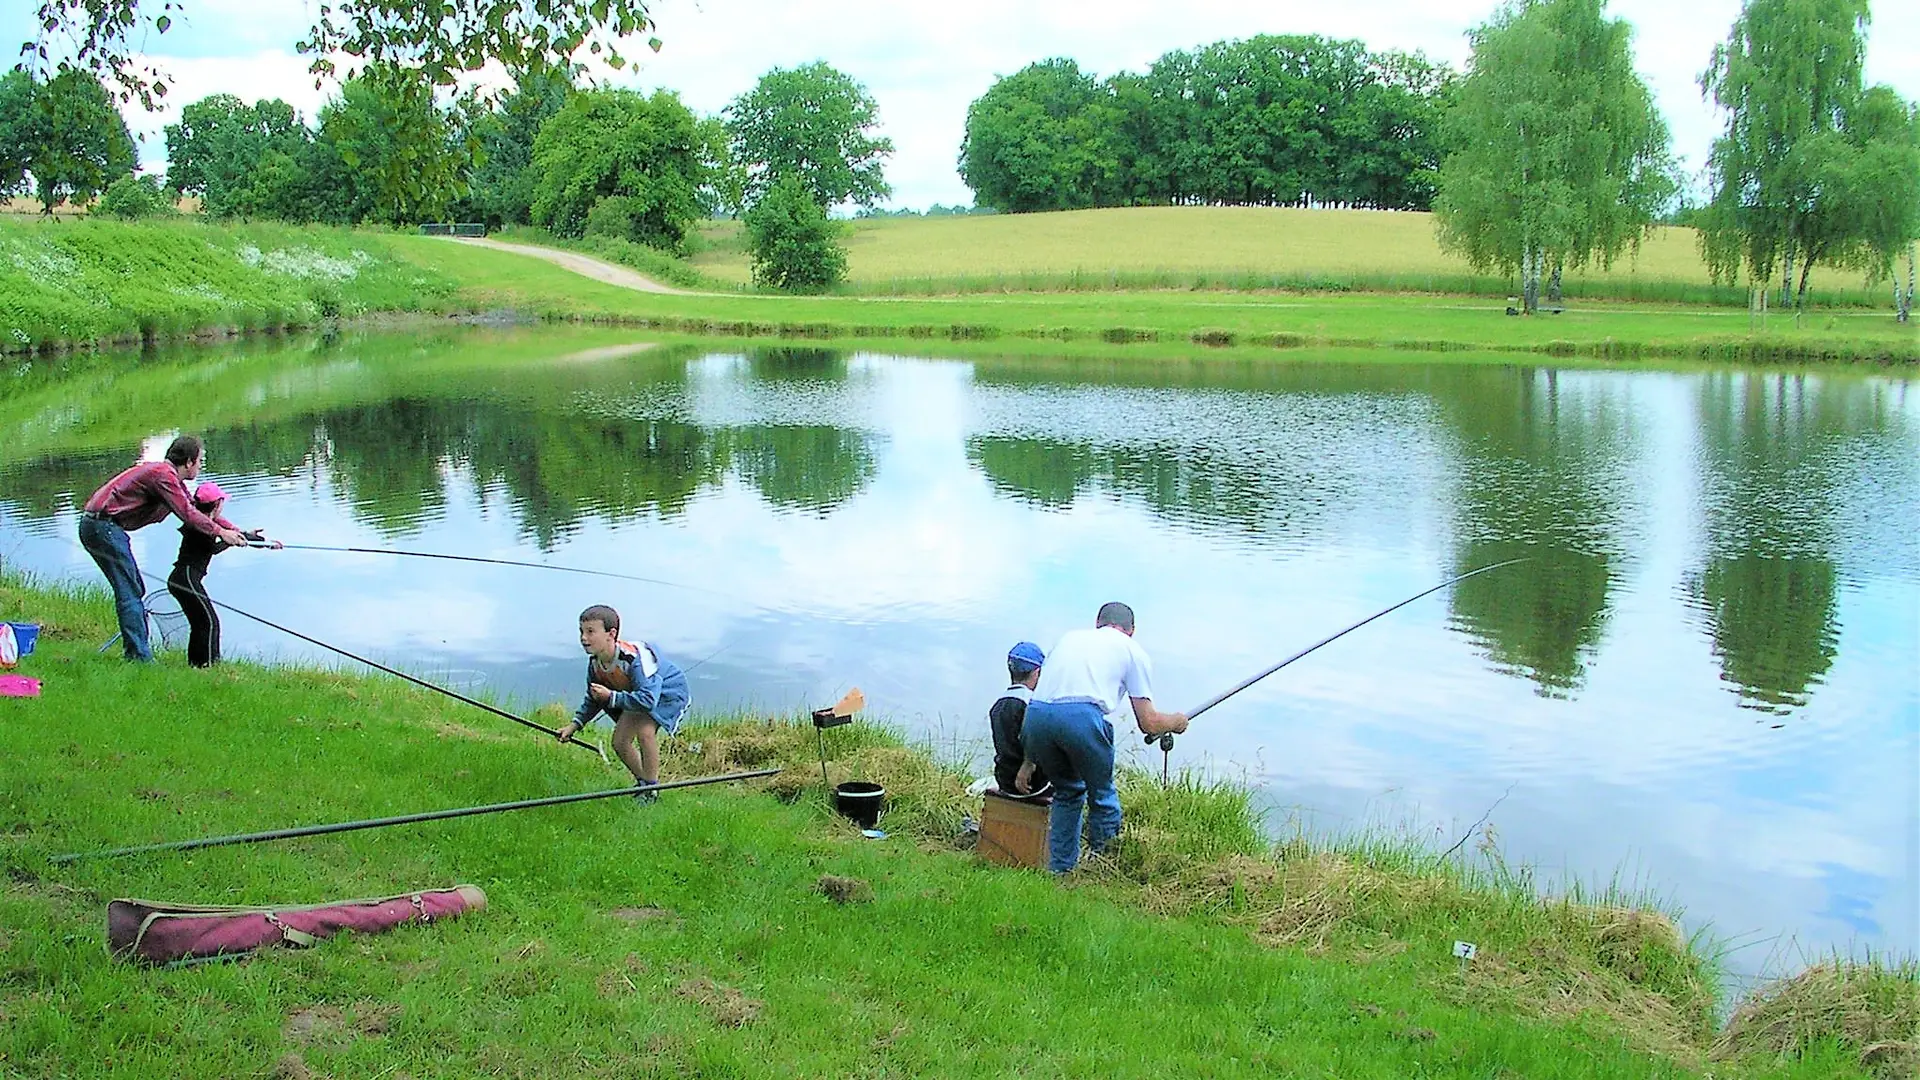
[0,675,39,697]
[107,885,487,965]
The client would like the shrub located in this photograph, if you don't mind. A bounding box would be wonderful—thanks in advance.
[744,174,846,292]
[584,195,643,242]
[93,174,169,220]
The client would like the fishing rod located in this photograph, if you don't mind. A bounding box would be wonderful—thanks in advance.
[259,543,720,597]
[1146,558,1527,754]
[81,541,608,760]
[49,768,782,863]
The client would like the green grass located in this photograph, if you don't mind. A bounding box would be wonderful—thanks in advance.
[381,232,1920,364]
[1,571,1906,1078]
[0,218,456,353]
[3,215,1913,364]
[688,207,1900,308]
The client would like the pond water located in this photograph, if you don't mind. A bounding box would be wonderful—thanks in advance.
[2,327,1915,985]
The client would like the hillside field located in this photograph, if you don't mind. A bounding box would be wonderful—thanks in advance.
[691,206,1902,306]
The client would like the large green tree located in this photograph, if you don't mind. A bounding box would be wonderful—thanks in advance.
[1433,0,1676,313]
[164,94,311,218]
[1699,0,1920,308]
[0,68,135,212]
[314,67,470,226]
[456,64,572,228]
[743,172,847,291]
[724,61,892,211]
[527,88,707,249]
[959,59,1123,213]
[18,1,658,109]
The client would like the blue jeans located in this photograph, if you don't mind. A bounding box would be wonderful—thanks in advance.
[78,516,151,661]
[1020,700,1122,873]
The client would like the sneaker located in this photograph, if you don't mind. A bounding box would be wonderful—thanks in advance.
[633,780,660,804]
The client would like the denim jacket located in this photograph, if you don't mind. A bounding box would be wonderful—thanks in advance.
[575,640,689,733]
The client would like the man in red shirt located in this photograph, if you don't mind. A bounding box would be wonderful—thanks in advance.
[78,435,248,661]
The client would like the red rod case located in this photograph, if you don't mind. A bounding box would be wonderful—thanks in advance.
[107,885,486,965]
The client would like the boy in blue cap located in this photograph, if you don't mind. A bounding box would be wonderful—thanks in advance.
[989,641,1050,799]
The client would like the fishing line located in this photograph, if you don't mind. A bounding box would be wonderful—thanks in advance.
[1149,558,1528,750]
[62,533,606,759]
[264,543,724,598]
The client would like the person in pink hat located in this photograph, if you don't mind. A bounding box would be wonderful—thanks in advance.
[165,480,279,667]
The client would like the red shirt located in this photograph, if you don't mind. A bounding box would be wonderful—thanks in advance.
[83,462,223,536]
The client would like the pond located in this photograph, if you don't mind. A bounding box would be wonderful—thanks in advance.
[2,326,1915,985]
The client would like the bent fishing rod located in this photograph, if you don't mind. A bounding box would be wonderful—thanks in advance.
[49,768,782,863]
[95,547,608,760]
[1147,558,1527,752]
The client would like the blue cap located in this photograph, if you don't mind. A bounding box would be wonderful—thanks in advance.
[1007,641,1045,675]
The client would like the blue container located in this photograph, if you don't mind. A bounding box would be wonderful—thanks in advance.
[7,623,38,657]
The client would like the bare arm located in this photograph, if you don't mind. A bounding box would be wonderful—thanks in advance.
[1129,697,1188,738]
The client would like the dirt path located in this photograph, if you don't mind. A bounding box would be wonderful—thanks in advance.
[448,236,692,295]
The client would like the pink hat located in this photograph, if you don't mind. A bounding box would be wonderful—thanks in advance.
[193,481,229,507]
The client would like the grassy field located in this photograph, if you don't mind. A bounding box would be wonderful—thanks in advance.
[1,571,1909,1078]
[689,207,1902,307]
[2,216,1913,363]
[383,233,1920,364]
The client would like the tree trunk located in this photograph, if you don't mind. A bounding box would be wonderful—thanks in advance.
[1781,248,1795,308]
[1547,261,1563,306]
[1522,248,1541,315]
[1796,255,1816,311]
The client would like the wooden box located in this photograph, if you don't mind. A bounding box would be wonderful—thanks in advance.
[977,790,1050,869]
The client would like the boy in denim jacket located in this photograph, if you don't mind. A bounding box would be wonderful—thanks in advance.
[557,605,690,801]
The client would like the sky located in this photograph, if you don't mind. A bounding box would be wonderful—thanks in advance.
[6,0,1918,211]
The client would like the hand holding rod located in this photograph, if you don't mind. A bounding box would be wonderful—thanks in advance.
[1146,559,1526,746]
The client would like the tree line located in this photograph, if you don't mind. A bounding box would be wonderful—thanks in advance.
[6,0,1916,306]
[960,39,1452,214]
[0,55,891,290]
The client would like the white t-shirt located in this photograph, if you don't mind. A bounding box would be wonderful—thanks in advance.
[1033,625,1155,718]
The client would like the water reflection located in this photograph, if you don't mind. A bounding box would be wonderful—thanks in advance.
[1427,368,1634,695]
[1683,373,1895,712]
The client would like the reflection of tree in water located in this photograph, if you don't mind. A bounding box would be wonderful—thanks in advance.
[187,397,874,548]
[965,436,1319,537]
[728,425,876,515]
[1438,367,1634,697]
[0,446,136,520]
[1683,373,1875,713]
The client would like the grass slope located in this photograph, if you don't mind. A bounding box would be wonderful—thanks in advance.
[0,218,454,353]
[383,233,1920,364]
[690,207,1899,307]
[2,216,1913,363]
[0,573,1898,1079]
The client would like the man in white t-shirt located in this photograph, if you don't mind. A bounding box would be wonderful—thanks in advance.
[1016,602,1187,873]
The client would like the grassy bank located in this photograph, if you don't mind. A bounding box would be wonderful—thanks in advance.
[690,207,1898,308]
[385,233,1920,364]
[2,217,1913,364]
[1,571,1910,1078]
[0,218,454,353]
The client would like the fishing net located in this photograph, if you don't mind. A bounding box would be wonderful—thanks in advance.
[143,587,192,652]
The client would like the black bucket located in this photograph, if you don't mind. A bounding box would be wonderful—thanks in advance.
[833,781,886,828]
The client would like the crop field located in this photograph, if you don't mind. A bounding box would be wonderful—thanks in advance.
[690,206,1900,306]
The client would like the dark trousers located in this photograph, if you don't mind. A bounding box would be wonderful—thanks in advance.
[166,564,220,667]
[79,516,150,660]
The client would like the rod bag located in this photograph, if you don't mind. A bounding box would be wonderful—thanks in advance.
[107,884,486,965]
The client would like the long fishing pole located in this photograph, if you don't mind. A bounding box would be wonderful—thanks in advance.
[91,546,608,760]
[261,543,720,597]
[49,768,781,863]
[1147,558,1526,750]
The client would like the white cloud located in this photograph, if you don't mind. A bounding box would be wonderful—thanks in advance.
[112,0,1920,206]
